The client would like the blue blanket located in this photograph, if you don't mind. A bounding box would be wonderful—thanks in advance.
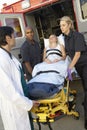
[27,82,63,100]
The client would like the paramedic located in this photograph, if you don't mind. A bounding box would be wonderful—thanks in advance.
[20,26,41,81]
[0,26,36,130]
[60,16,87,129]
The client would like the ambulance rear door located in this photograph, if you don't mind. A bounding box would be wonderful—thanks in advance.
[73,0,87,43]
[0,13,26,60]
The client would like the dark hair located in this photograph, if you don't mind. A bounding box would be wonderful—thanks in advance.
[0,26,14,46]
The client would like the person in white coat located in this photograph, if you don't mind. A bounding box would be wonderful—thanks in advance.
[0,26,36,130]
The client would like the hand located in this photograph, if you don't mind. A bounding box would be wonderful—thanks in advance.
[67,68,72,81]
[33,100,40,107]
[52,59,59,63]
[44,58,52,64]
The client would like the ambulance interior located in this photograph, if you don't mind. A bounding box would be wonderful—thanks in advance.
[24,0,76,50]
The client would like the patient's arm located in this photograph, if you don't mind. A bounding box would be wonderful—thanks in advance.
[43,48,46,61]
[60,44,66,60]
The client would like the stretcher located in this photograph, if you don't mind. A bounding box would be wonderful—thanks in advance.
[30,80,79,130]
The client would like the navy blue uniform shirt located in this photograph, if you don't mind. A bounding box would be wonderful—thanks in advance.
[64,30,87,65]
[20,39,41,68]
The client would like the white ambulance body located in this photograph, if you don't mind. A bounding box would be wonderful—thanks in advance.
[0,0,87,60]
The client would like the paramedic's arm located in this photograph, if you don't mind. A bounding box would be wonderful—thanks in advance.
[24,62,32,75]
[21,46,32,74]
[69,52,80,69]
[43,48,52,63]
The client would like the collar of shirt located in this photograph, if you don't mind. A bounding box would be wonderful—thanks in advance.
[0,47,12,59]
[64,29,73,39]
[26,38,35,45]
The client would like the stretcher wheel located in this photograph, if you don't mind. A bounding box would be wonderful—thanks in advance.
[72,111,80,120]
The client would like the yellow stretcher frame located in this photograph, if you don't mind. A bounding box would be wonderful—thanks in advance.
[31,80,79,125]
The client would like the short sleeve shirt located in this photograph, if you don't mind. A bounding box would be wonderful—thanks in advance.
[64,30,87,65]
[20,39,41,68]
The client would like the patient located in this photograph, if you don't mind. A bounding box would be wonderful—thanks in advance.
[43,34,66,63]
[27,35,73,100]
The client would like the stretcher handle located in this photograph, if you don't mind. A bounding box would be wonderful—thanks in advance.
[65,79,69,102]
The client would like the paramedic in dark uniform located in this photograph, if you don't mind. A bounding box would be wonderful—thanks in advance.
[60,16,87,129]
[20,27,41,81]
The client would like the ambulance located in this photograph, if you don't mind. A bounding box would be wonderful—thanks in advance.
[0,0,87,60]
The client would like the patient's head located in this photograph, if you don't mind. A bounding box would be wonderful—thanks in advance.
[49,34,58,46]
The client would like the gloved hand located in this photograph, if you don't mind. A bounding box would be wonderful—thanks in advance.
[67,68,72,81]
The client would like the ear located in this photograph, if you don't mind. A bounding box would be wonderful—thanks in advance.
[6,36,11,43]
[69,23,71,29]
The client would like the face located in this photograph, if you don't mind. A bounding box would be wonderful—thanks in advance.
[6,33,16,48]
[25,29,34,40]
[60,20,70,35]
[49,35,58,44]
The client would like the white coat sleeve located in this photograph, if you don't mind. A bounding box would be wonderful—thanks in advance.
[0,63,33,111]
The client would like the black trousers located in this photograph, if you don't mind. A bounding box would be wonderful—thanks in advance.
[76,63,87,119]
